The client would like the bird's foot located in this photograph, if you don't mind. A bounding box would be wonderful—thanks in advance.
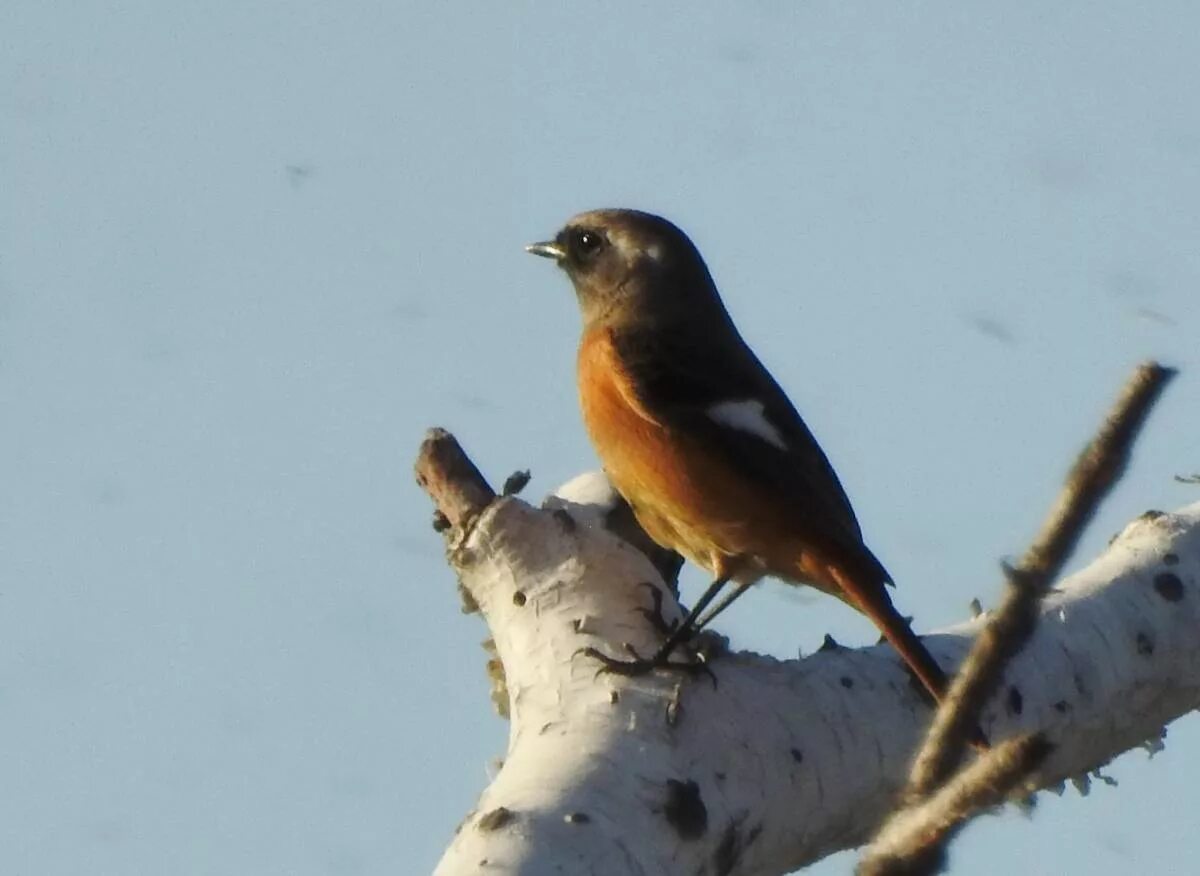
[576,644,717,688]
[635,581,679,636]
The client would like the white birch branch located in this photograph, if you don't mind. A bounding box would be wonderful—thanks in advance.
[431,472,1200,876]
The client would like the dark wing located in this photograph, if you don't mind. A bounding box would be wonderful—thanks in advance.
[610,324,880,568]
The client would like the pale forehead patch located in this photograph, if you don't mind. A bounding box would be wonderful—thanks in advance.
[707,400,788,450]
[606,227,649,261]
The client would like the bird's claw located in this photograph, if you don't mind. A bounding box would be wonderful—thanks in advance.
[575,645,717,688]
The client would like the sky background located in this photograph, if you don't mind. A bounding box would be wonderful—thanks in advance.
[2,2,1198,874]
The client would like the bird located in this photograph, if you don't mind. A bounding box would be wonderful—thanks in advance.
[525,208,953,707]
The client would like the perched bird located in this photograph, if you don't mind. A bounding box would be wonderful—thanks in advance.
[526,209,951,706]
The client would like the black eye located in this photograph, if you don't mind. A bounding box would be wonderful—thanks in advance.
[572,229,604,258]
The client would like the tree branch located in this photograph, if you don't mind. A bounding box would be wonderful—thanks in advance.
[857,734,1053,876]
[414,427,496,532]
[907,362,1174,799]
[854,363,1174,875]
[421,451,1200,875]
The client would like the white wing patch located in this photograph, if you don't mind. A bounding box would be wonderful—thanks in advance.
[706,400,788,450]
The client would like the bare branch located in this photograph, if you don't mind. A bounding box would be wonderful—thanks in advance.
[857,734,1053,876]
[906,361,1175,798]
[433,481,1200,874]
[853,362,1177,876]
[1024,361,1177,573]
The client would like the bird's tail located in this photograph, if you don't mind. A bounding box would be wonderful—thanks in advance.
[823,559,989,748]
[823,561,950,705]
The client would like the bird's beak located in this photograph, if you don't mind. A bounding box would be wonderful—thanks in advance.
[524,240,566,260]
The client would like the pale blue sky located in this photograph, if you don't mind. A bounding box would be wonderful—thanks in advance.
[2,3,1198,874]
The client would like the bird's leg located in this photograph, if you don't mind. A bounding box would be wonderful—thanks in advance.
[692,580,755,632]
[646,574,729,662]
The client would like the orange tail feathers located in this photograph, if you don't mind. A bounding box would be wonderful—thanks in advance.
[823,563,950,704]
[824,562,990,750]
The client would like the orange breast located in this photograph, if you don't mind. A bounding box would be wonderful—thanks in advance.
[576,328,799,575]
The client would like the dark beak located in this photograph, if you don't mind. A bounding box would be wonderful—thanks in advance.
[524,240,567,260]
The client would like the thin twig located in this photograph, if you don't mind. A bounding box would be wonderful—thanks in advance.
[907,361,1175,798]
[856,361,1175,876]
[1021,362,1177,578]
[857,734,1053,876]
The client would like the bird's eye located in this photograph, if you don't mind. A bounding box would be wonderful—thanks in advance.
[573,229,604,258]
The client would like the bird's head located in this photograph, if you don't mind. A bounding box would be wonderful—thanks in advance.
[526,209,718,327]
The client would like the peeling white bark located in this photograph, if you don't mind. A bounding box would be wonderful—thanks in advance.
[433,475,1200,876]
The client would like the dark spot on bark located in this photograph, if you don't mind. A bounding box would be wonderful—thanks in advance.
[1163,553,1180,566]
[501,470,531,496]
[552,508,576,532]
[1053,700,1069,713]
[431,510,451,532]
[1007,686,1024,716]
[819,634,842,652]
[1154,572,1184,602]
[609,690,619,704]
[512,590,527,607]
[572,618,583,632]
[715,772,726,782]
[1136,632,1155,656]
[662,779,707,840]
[564,812,590,825]
[840,676,854,689]
[714,823,741,876]
[790,748,804,764]
[477,807,515,831]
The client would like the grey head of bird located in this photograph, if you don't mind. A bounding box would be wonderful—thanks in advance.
[526,208,723,327]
